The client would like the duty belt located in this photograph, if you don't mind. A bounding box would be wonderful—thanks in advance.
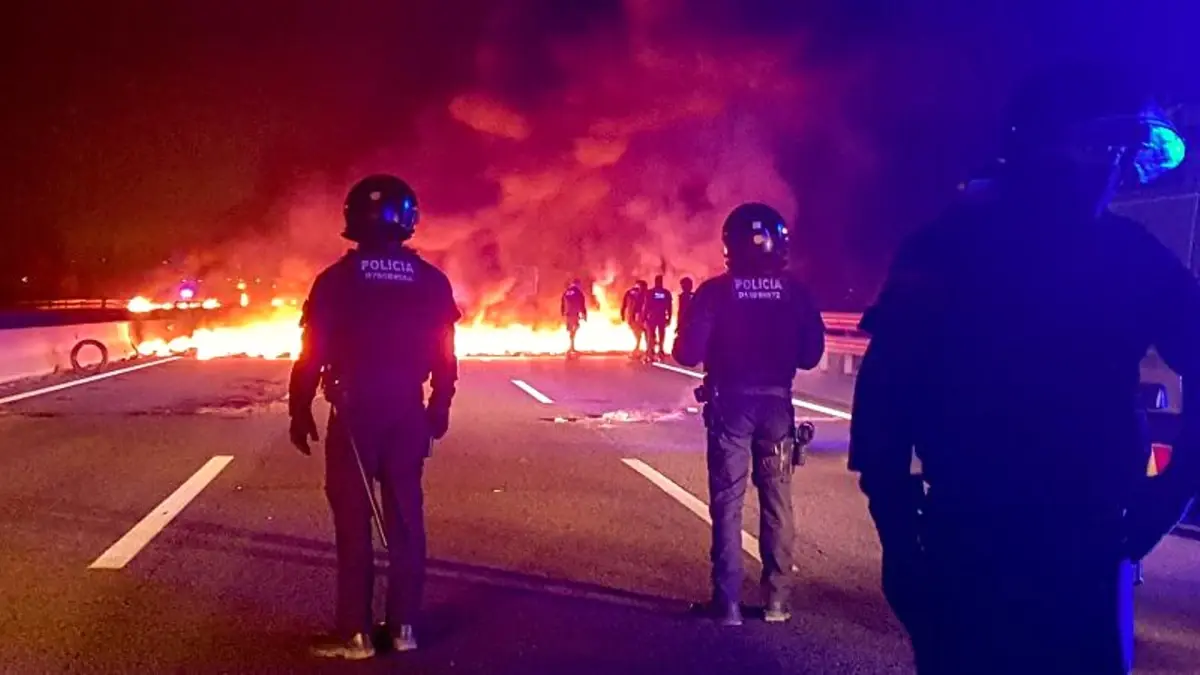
[711,385,792,398]
[695,383,792,404]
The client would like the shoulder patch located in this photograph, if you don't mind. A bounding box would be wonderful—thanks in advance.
[732,276,784,300]
[359,257,416,283]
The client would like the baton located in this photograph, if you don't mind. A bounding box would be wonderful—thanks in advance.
[330,402,389,551]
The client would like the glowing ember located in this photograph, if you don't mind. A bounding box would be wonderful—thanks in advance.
[130,281,659,360]
[128,296,171,313]
[135,308,644,360]
[455,313,637,357]
[128,295,223,313]
[136,309,304,361]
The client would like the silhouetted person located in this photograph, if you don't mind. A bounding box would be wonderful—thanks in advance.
[621,279,649,357]
[561,279,588,355]
[290,175,460,660]
[677,276,695,340]
[850,63,1198,674]
[643,275,673,361]
[674,203,826,626]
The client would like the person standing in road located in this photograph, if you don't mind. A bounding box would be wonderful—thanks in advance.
[621,279,649,358]
[849,63,1199,675]
[560,278,588,356]
[289,174,461,660]
[673,203,826,626]
[643,275,674,361]
[676,276,695,340]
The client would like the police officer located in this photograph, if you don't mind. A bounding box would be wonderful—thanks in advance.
[677,276,695,334]
[849,63,1199,675]
[621,279,649,357]
[289,174,461,660]
[673,203,826,626]
[561,278,588,355]
[643,274,674,361]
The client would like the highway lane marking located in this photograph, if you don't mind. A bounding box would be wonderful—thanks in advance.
[0,357,183,406]
[88,455,234,570]
[621,458,762,563]
[511,379,554,404]
[650,362,853,421]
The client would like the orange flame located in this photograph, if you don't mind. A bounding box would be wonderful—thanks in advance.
[131,279,659,360]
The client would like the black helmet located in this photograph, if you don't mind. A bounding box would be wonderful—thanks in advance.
[342,174,420,243]
[1003,63,1186,184]
[680,276,694,291]
[722,202,789,272]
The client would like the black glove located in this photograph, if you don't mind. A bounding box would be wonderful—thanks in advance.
[289,409,319,455]
[426,400,451,440]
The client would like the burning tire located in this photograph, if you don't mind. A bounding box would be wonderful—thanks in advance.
[70,338,109,372]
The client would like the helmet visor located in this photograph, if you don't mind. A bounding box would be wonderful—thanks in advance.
[378,197,420,230]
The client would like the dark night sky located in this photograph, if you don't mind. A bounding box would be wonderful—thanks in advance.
[1,1,1197,309]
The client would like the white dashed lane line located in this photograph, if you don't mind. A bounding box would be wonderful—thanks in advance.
[0,357,183,406]
[511,379,555,404]
[89,455,235,570]
[650,361,852,420]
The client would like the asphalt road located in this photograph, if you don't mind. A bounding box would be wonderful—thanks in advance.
[0,355,1197,674]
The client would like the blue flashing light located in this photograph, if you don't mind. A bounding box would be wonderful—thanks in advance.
[1134,122,1187,184]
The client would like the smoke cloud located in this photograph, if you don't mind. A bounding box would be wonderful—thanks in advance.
[154,1,878,324]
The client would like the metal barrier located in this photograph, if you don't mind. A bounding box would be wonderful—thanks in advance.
[826,335,868,356]
[16,299,127,310]
[821,312,864,333]
[822,312,868,355]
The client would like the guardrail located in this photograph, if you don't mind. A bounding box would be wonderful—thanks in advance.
[822,312,868,356]
[14,299,128,310]
[821,312,863,333]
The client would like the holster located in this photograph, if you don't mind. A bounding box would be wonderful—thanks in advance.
[767,435,795,478]
[792,421,816,467]
[320,370,348,409]
[695,378,717,430]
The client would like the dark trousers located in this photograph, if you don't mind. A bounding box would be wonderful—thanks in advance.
[629,323,645,352]
[645,322,667,357]
[325,408,429,637]
[910,506,1135,675]
[705,392,796,605]
[566,316,581,351]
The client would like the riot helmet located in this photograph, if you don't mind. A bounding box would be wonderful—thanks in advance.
[342,174,421,244]
[722,202,789,273]
[1003,63,1186,187]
